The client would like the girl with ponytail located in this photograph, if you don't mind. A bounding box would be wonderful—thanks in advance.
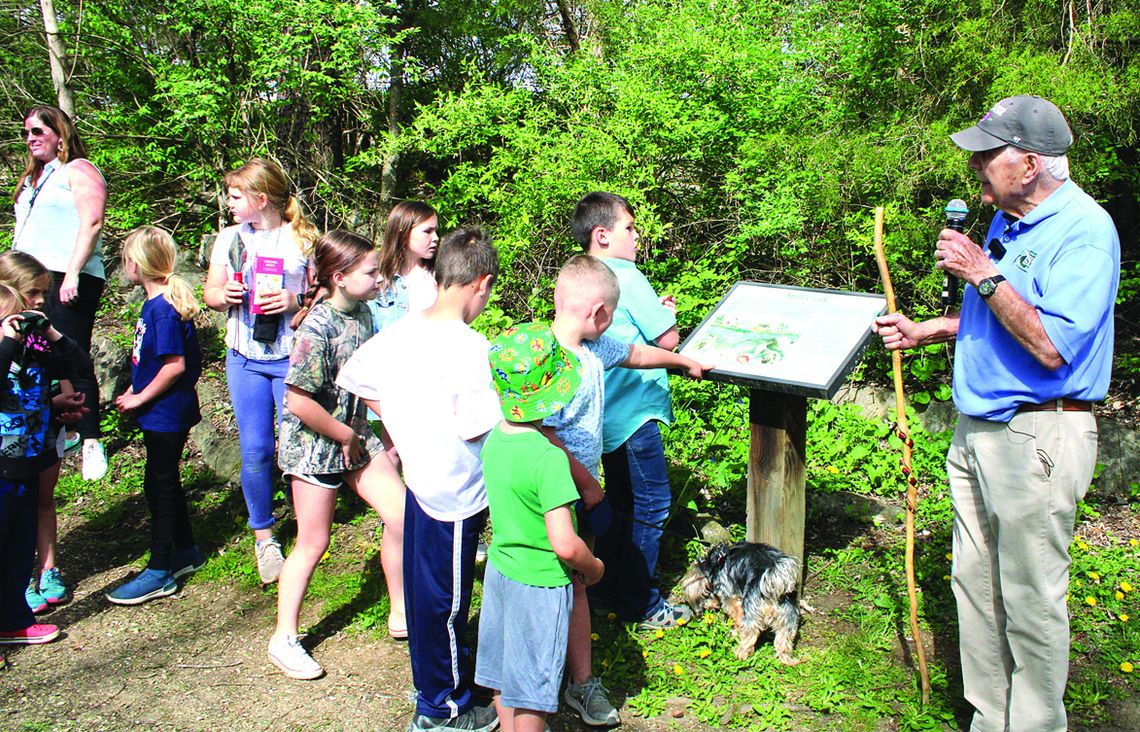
[107,227,205,604]
[268,230,405,679]
[203,158,315,584]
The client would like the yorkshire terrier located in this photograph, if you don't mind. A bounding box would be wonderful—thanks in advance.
[681,541,801,664]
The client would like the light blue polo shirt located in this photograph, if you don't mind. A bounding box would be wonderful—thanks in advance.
[953,180,1119,422]
[600,258,677,452]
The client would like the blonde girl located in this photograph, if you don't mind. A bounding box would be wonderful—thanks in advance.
[105,227,204,604]
[267,230,405,680]
[203,158,317,584]
[0,250,82,613]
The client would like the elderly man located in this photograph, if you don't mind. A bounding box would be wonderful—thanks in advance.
[874,95,1119,731]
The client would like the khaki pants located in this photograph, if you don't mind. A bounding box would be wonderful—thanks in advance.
[947,410,1097,732]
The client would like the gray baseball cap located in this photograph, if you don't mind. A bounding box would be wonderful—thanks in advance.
[950,95,1073,156]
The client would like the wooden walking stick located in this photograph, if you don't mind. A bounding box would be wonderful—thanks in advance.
[872,206,931,705]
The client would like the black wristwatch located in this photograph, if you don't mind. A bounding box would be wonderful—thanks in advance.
[977,274,1006,299]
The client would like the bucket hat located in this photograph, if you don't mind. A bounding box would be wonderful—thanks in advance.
[489,322,581,422]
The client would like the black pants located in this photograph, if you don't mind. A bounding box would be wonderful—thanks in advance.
[142,430,195,570]
[0,478,37,632]
[43,271,104,440]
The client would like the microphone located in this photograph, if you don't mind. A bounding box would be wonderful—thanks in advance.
[941,199,969,307]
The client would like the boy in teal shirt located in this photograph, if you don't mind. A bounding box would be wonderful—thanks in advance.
[479,323,604,732]
[572,191,689,628]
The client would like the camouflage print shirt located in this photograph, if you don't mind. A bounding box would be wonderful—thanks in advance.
[278,300,383,476]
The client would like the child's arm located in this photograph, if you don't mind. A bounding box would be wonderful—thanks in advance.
[115,355,186,412]
[285,384,365,464]
[623,342,713,379]
[539,425,604,509]
[545,505,604,585]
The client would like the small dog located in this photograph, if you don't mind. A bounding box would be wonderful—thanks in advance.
[681,541,800,664]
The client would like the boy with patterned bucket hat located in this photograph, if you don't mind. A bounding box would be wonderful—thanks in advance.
[477,322,605,732]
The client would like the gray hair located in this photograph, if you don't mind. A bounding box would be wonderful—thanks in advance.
[1004,146,1069,182]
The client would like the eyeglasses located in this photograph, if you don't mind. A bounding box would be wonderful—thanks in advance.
[24,126,50,138]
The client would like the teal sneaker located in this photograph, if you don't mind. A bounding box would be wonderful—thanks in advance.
[38,567,67,605]
[106,569,177,605]
[25,580,48,614]
[171,546,207,580]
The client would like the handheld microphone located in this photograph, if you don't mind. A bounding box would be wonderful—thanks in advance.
[940,199,969,307]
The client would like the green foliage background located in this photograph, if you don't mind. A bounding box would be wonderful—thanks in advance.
[1,0,1137,489]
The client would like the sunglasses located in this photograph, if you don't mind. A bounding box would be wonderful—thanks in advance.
[24,126,51,138]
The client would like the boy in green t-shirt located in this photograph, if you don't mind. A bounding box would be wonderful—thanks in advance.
[478,322,604,732]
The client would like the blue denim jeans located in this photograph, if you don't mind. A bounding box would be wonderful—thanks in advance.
[225,351,288,530]
[592,420,671,621]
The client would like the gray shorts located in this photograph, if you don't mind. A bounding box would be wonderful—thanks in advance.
[475,560,572,713]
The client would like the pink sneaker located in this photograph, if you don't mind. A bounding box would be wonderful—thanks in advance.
[0,624,60,645]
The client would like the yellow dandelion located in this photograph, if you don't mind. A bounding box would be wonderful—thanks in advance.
[1074,579,1083,588]
[1076,540,1089,551]
[607,612,617,621]
[1120,614,1130,622]
[1121,662,1134,674]
[825,465,839,474]
[672,664,684,675]
[1089,572,1101,581]
[1086,596,1097,607]
[699,649,711,659]
[654,629,664,639]
[601,659,608,667]
[703,614,714,625]
[945,552,953,561]
[1116,591,1125,601]
[676,617,688,627]
[1065,593,1070,602]
[590,633,600,642]
[943,575,951,581]
[1122,581,1133,593]
[642,650,649,658]
[1130,539,1138,547]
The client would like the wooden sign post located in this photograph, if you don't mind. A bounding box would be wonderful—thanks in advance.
[747,390,807,563]
[678,283,885,567]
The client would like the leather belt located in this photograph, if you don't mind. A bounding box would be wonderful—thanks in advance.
[1016,398,1093,414]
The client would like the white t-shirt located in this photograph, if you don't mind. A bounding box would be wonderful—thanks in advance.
[404,266,438,313]
[209,223,310,360]
[336,314,502,521]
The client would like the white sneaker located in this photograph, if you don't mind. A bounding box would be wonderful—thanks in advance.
[81,441,108,481]
[267,634,323,680]
[564,676,620,726]
[255,538,286,584]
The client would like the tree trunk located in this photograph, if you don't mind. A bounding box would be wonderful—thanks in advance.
[379,56,402,208]
[38,0,74,117]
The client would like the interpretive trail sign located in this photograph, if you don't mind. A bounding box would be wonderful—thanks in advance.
[679,283,886,567]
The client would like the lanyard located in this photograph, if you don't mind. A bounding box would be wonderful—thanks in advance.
[14,163,59,245]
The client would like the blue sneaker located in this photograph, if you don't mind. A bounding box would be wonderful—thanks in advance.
[25,580,48,614]
[38,567,67,605]
[171,546,207,580]
[106,569,177,605]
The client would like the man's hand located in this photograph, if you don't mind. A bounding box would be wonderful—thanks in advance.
[935,228,999,287]
[873,313,924,351]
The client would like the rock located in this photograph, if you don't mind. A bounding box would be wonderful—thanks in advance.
[189,378,242,485]
[698,517,734,545]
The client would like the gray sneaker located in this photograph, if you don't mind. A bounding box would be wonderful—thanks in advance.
[255,538,286,584]
[407,703,499,732]
[564,676,620,726]
[635,600,693,630]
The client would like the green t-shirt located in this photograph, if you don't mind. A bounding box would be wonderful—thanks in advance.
[481,424,580,587]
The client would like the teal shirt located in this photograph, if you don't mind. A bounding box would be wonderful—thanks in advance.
[599,258,676,453]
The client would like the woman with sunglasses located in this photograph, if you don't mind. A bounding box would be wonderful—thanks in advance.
[12,105,108,608]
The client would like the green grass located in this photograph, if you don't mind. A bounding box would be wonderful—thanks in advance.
[61,401,1138,729]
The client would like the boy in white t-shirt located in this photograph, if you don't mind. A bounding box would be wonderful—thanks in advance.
[542,254,709,726]
[337,229,501,732]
